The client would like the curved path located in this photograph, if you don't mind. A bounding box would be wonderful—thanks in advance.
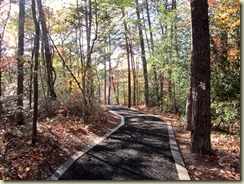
[52,105,190,180]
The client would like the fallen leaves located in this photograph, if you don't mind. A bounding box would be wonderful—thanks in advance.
[25,167,30,172]
[134,105,240,181]
[170,116,240,180]
[0,107,119,180]
[8,153,19,160]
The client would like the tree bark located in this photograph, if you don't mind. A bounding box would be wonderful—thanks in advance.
[37,0,56,100]
[29,43,34,110]
[122,8,131,108]
[31,0,40,146]
[17,0,25,125]
[108,37,112,105]
[185,85,192,131]
[129,38,136,106]
[145,0,159,105]
[135,0,149,107]
[190,0,211,154]
[170,0,177,113]
[104,58,107,104]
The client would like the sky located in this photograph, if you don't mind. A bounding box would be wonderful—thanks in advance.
[9,0,77,12]
[45,0,77,10]
[2,0,77,53]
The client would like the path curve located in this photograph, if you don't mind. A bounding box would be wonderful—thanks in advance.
[51,105,190,180]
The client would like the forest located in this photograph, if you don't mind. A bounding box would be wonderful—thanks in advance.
[0,0,240,180]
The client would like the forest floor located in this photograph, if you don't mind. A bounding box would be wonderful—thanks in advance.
[0,106,120,180]
[0,105,240,180]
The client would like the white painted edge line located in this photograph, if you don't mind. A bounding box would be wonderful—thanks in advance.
[120,107,190,180]
[166,120,191,180]
[50,110,125,180]
[147,114,190,180]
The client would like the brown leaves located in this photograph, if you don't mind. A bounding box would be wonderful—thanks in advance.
[1,106,119,180]
[136,106,240,181]
[8,153,19,160]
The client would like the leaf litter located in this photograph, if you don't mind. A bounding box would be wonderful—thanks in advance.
[133,105,240,180]
[0,107,120,180]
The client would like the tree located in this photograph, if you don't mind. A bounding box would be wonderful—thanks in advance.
[208,0,240,133]
[122,8,131,108]
[17,0,25,125]
[145,0,159,105]
[31,0,40,146]
[37,0,56,100]
[135,0,149,107]
[190,0,211,154]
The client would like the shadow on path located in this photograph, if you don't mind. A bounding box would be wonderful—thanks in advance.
[59,105,178,180]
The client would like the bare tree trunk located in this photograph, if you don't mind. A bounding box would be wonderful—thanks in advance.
[173,79,177,114]
[156,1,166,109]
[85,0,92,107]
[129,39,136,106]
[84,0,98,115]
[135,0,149,107]
[159,71,164,110]
[185,85,192,131]
[168,0,176,112]
[17,0,25,125]
[104,58,107,104]
[190,0,211,154]
[37,0,56,100]
[122,8,131,108]
[108,52,111,105]
[31,0,40,146]
[112,76,119,104]
[145,0,159,105]
[29,42,34,109]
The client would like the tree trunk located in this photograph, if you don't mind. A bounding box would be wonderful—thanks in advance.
[108,41,112,105]
[129,39,136,106]
[169,0,177,112]
[29,43,34,110]
[104,55,107,104]
[112,76,119,104]
[31,0,40,146]
[17,0,25,125]
[185,85,192,131]
[85,0,93,108]
[135,0,149,107]
[37,0,56,100]
[122,8,131,108]
[145,0,159,105]
[190,0,211,154]
[159,71,164,110]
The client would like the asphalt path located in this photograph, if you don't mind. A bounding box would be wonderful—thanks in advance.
[59,105,181,180]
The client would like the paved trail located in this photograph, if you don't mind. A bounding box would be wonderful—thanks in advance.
[57,105,188,180]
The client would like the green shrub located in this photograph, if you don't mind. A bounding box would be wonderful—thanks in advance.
[211,100,240,134]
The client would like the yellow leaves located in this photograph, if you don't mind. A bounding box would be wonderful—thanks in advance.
[25,167,30,172]
[71,82,79,91]
[212,0,240,29]
[228,49,240,60]
[232,19,240,28]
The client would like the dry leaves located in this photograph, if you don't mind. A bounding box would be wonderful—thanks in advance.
[133,105,240,181]
[170,116,240,180]
[0,108,119,180]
